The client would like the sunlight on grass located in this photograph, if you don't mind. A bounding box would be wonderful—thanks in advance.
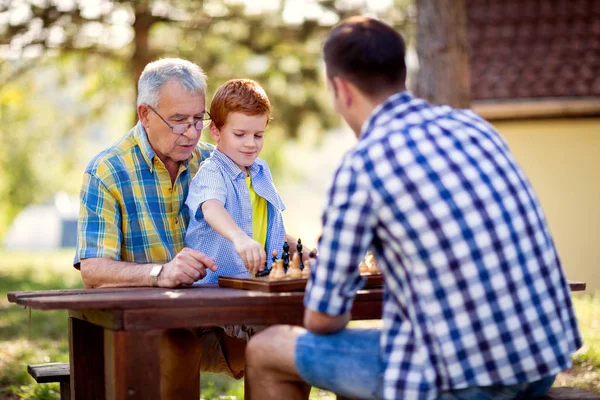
[553,293,600,391]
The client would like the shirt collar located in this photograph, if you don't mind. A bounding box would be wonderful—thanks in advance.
[212,148,261,180]
[134,121,196,173]
[359,91,416,140]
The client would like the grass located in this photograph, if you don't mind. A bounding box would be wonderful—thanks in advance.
[1,250,598,399]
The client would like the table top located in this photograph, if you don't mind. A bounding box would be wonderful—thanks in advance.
[7,285,377,310]
[7,286,383,331]
[6,281,585,331]
[7,280,586,311]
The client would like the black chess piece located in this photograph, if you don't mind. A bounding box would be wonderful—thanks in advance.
[297,238,304,270]
[256,249,278,277]
[255,262,270,277]
[282,241,290,272]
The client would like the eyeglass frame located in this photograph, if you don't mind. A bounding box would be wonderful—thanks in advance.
[147,105,212,135]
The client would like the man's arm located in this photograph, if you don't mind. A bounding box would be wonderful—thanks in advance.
[80,248,217,289]
[304,309,350,334]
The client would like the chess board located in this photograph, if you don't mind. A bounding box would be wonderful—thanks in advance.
[218,272,383,293]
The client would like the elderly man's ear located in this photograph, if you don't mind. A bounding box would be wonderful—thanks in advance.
[138,104,151,127]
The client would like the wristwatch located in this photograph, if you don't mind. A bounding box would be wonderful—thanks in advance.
[150,264,163,287]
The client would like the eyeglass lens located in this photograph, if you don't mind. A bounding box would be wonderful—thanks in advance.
[171,119,210,135]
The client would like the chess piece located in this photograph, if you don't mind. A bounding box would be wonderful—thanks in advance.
[365,251,380,273]
[302,259,311,279]
[271,249,278,264]
[287,253,302,279]
[256,249,278,277]
[297,238,304,270]
[282,241,290,272]
[359,260,369,273]
[270,259,286,280]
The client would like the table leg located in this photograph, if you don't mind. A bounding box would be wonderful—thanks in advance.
[69,317,106,400]
[104,329,161,400]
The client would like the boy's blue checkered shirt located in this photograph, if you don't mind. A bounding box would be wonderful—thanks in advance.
[185,148,286,283]
[304,92,582,400]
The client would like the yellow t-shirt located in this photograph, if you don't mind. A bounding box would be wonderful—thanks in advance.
[246,175,268,248]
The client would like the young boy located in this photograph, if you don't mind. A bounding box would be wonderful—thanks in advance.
[185,79,286,284]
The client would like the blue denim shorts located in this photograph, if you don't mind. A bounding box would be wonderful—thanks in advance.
[295,328,384,399]
[295,328,556,400]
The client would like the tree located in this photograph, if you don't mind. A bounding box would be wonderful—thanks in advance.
[0,0,417,238]
[414,0,471,108]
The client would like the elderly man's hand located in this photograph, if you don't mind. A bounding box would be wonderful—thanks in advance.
[159,248,217,287]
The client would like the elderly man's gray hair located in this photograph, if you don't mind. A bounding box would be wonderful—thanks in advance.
[137,58,207,108]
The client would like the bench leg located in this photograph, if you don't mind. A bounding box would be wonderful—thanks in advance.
[60,381,71,400]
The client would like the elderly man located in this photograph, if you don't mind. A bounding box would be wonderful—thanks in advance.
[75,58,293,398]
[245,17,581,400]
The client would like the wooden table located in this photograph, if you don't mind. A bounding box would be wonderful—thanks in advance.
[7,285,383,400]
[7,280,586,400]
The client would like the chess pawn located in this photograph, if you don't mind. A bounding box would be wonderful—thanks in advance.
[287,253,302,279]
[271,249,278,264]
[302,259,311,279]
[359,260,369,274]
[270,259,286,280]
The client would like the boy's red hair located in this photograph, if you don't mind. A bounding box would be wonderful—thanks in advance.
[210,79,271,129]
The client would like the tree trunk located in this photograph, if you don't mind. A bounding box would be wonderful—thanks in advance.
[414,0,471,108]
[130,1,156,123]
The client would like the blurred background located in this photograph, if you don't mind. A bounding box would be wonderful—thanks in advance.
[1,0,599,398]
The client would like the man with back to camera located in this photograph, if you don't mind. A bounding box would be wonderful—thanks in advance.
[245,17,582,400]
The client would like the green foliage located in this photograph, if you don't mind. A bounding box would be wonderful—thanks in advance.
[0,250,79,399]
[0,1,416,238]
[572,294,600,368]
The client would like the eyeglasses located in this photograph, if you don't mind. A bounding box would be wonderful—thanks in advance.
[147,105,212,135]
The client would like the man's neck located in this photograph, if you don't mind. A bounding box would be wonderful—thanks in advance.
[164,160,180,184]
[352,88,406,137]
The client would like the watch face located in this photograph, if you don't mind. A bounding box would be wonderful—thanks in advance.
[150,265,163,277]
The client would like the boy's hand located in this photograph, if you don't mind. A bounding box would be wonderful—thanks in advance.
[231,233,266,275]
[159,248,217,287]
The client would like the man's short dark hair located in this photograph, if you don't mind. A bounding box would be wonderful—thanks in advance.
[323,17,406,97]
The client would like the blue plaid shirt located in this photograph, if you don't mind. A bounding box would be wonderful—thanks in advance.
[185,148,286,283]
[304,92,582,400]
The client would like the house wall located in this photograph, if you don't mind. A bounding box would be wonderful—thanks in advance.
[493,118,600,292]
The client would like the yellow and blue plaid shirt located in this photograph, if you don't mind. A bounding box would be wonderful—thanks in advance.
[74,122,214,267]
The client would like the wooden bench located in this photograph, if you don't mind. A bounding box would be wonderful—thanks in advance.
[27,362,600,400]
[28,362,70,400]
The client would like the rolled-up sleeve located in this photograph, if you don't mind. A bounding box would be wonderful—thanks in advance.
[304,154,376,316]
[186,161,227,216]
[74,172,121,267]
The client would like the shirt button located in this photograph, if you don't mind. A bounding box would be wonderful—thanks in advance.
[175,219,179,224]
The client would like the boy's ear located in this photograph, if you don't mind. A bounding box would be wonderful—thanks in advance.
[209,122,220,142]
